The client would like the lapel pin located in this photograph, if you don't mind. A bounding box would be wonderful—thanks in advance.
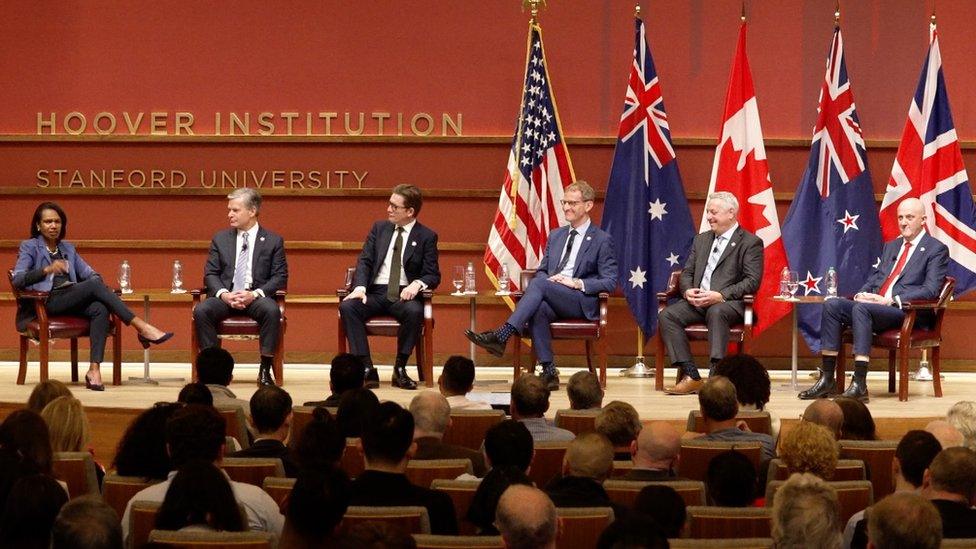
[920,247,925,252]
[260,237,265,242]
[411,241,417,246]
[586,236,591,241]
[730,242,736,247]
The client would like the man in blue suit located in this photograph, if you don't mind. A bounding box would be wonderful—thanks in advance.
[466,181,618,389]
[800,198,949,401]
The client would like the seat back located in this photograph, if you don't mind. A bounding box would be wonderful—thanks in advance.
[442,410,505,450]
[529,442,571,488]
[942,539,976,548]
[52,451,100,499]
[685,506,772,539]
[261,476,296,513]
[407,459,473,488]
[765,480,873,528]
[102,473,158,520]
[341,438,366,479]
[553,409,600,436]
[678,441,763,482]
[219,457,285,487]
[687,410,773,436]
[129,500,163,549]
[610,460,635,478]
[430,479,482,536]
[148,529,275,548]
[603,479,706,509]
[838,439,898,501]
[555,507,615,549]
[766,458,866,483]
[342,506,432,535]
[413,534,505,549]
[216,406,251,450]
[669,538,773,548]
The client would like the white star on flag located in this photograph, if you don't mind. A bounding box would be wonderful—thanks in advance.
[873,256,881,269]
[836,210,860,233]
[647,199,668,220]
[665,252,680,267]
[801,271,823,295]
[629,266,647,289]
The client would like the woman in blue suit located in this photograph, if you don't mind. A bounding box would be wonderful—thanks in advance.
[12,202,173,391]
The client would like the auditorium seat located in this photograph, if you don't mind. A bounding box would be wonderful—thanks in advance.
[148,529,275,548]
[129,500,163,549]
[430,479,481,536]
[553,408,600,435]
[102,473,159,520]
[219,457,285,487]
[685,506,772,539]
[441,409,504,450]
[529,441,570,488]
[610,460,635,478]
[341,438,366,479]
[678,440,763,482]
[838,439,898,501]
[603,479,706,509]
[765,479,873,527]
[669,538,773,548]
[413,534,505,549]
[766,458,866,483]
[216,406,251,450]
[52,451,100,499]
[555,507,615,549]
[342,506,432,535]
[261,476,296,513]
[406,459,473,488]
[687,410,773,437]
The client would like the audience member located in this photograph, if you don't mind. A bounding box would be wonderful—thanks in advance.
[41,395,105,485]
[195,348,250,413]
[155,459,245,532]
[0,473,69,548]
[495,485,558,549]
[304,353,365,407]
[336,387,380,439]
[946,400,976,451]
[279,468,350,548]
[467,420,534,534]
[230,385,298,477]
[771,473,842,549]
[0,448,44,528]
[51,495,124,549]
[921,447,976,538]
[511,375,574,442]
[595,515,668,549]
[925,419,964,449]
[706,450,758,507]
[623,421,683,481]
[120,405,284,543]
[698,376,775,460]
[595,400,641,459]
[802,399,844,439]
[291,406,345,474]
[409,391,487,476]
[111,402,181,480]
[779,420,838,479]
[545,432,622,515]
[177,382,214,406]
[632,484,686,538]
[26,379,72,413]
[337,521,418,549]
[836,396,877,440]
[438,355,491,410]
[566,371,604,410]
[713,353,779,439]
[348,401,458,535]
[865,492,941,549]
[0,409,53,475]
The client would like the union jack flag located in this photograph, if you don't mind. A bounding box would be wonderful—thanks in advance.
[782,27,882,352]
[879,24,976,296]
[484,23,575,294]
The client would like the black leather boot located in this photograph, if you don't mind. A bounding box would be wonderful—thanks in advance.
[540,363,559,390]
[841,361,870,402]
[257,358,275,386]
[798,367,836,399]
[392,365,418,390]
[361,356,379,389]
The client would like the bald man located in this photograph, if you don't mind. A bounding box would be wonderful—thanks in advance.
[496,485,559,549]
[800,198,948,401]
[926,420,964,449]
[803,399,844,439]
[622,421,684,481]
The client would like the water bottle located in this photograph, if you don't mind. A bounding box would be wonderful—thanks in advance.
[171,260,186,294]
[497,263,510,294]
[464,261,477,294]
[825,266,838,298]
[118,260,133,294]
[780,266,791,298]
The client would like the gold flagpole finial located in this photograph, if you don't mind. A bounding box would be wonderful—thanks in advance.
[522,0,546,23]
[834,0,841,25]
[931,0,937,24]
[635,3,641,18]
[740,1,746,23]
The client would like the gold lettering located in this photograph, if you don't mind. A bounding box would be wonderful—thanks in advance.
[93,112,117,135]
[372,112,391,135]
[111,170,124,188]
[353,171,368,188]
[64,112,87,135]
[221,171,238,188]
[335,170,349,187]
[150,170,165,187]
[250,170,267,188]
[281,112,299,135]
[90,170,106,188]
[443,113,462,136]
[411,113,434,136]
[53,170,67,187]
[289,171,305,188]
[37,113,56,135]
[230,112,250,135]
[175,112,194,135]
[257,113,274,135]
[36,170,50,187]
[319,112,337,135]
[307,171,322,188]
[305,113,312,136]
[272,171,285,187]
[214,113,221,136]
[397,112,404,136]
[123,112,145,134]
[69,170,85,187]
[150,112,167,135]
[128,170,146,188]
[344,113,364,135]
[172,170,187,188]
[200,170,215,188]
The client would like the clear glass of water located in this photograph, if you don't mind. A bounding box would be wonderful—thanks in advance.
[452,265,465,296]
[787,270,800,299]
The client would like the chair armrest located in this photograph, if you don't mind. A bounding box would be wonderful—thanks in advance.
[421,289,434,299]
[899,299,940,310]
[743,294,754,305]
[337,287,350,298]
[17,290,50,301]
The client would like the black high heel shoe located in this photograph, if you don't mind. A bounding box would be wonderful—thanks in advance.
[85,372,105,392]
[137,331,174,349]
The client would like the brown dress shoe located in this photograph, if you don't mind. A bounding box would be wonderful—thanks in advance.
[664,377,704,395]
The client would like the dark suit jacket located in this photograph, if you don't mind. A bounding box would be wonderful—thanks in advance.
[932,499,976,539]
[204,226,288,297]
[348,470,458,535]
[413,437,487,477]
[534,223,618,320]
[352,220,440,291]
[859,233,949,303]
[679,226,764,315]
[545,475,627,518]
[12,237,100,330]
[619,468,685,482]
[229,438,298,478]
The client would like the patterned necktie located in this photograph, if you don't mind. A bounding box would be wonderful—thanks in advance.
[556,229,579,272]
[388,227,404,301]
[700,236,724,291]
[232,231,249,292]
[879,240,913,296]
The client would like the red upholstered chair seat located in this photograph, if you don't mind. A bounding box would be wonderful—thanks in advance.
[25,317,92,339]
[549,319,601,338]
[365,317,414,335]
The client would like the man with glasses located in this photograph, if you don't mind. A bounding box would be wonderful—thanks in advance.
[340,184,440,390]
[466,180,618,389]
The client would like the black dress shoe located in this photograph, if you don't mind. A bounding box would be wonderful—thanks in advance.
[84,372,105,392]
[840,377,869,402]
[138,331,174,349]
[392,367,418,390]
[464,329,507,357]
[364,367,380,389]
[540,369,560,391]
[257,367,275,387]
[798,370,836,400]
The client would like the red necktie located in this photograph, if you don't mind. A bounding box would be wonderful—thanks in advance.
[878,241,913,296]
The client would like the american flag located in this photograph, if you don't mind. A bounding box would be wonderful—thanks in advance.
[602,17,694,338]
[879,24,976,296]
[782,27,883,352]
[484,23,575,293]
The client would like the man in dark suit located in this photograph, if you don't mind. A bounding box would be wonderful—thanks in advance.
[340,184,440,390]
[659,191,764,395]
[466,180,618,389]
[230,384,298,477]
[799,198,949,401]
[193,188,288,386]
[408,391,487,476]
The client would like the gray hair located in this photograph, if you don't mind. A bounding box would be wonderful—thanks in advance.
[226,188,262,213]
[708,191,739,214]
[409,391,450,436]
[947,401,976,451]
[566,180,596,201]
[772,473,842,549]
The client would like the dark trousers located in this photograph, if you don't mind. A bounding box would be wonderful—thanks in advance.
[339,284,423,358]
[507,278,590,364]
[658,299,743,365]
[46,278,135,363]
[820,297,905,357]
[193,295,281,356]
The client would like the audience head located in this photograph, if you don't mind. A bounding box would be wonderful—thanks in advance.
[511,375,551,419]
[336,388,380,439]
[771,473,842,549]
[329,353,365,396]
[946,400,976,451]
[923,446,976,503]
[780,420,838,479]
[292,407,345,473]
[706,450,757,507]
[633,484,686,539]
[337,521,417,549]
[835,396,877,440]
[802,399,844,439]
[283,468,351,545]
[495,485,558,549]
[631,421,681,471]
[595,401,641,448]
[0,473,69,546]
[362,401,415,467]
[866,492,941,549]
[177,382,214,406]
[52,495,123,549]
[195,347,235,386]
[439,355,476,397]
[713,353,771,410]
[566,371,604,410]
[699,376,738,423]
[484,419,534,471]
[563,432,614,481]
[40,395,91,453]
[465,465,532,535]
[249,385,293,435]
[0,409,53,474]
[894,430,942,489]
[596,515,668,549]
[409,391,451,438]
[165,404,226,468]
[112,402,181,480]
[925,419,963,449]
[155,459,245,532]
[26,379,72,413]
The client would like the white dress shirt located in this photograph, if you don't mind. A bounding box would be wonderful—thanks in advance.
[216,223,264,298]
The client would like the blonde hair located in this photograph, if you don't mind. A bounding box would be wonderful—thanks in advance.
[780,421,838,480]
[40,396,91,452]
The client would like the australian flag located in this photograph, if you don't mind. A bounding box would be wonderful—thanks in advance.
[601,18,694,338]
[782,27,882,352]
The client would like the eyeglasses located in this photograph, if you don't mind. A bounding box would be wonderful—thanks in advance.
[560,199,585,207]
[388,202,409,211]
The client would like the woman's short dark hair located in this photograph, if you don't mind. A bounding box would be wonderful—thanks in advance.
[0,409,53,475]
[284,468,351,543]
[293,407,345,474]
[30,202,68,240]
[112,403,182,480]
[0,473,68,545]
[707,450,758,506]
[835,397,877,441]
[713,353,771,410]
[336,388,380,439]
[177,382,214,406]
[155,460,245,532]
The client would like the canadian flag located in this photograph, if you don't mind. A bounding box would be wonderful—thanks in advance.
[703,22,791,337]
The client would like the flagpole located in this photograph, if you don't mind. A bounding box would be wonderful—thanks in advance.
[508,1,544,230]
